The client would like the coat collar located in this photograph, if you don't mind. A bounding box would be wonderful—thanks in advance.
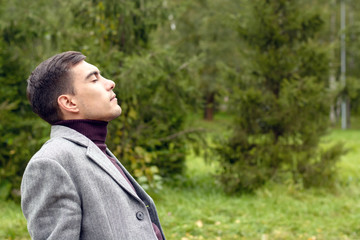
[50,125,140,200]
[51,125,89,147]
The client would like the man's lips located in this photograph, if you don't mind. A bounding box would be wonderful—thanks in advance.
[110,95,117,101]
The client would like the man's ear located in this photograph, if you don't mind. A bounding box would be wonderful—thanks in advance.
[57,94,79,114]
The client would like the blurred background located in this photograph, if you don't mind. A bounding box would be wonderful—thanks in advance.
[1,0,360,239]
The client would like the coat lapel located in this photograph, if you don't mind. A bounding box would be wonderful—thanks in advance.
[51,125,140,201]
[85,142,140,200]
[106,150,148,196]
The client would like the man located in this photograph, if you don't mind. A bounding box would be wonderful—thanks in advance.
[21,51,165,240]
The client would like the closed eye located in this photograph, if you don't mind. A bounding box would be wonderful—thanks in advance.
[85,70,101,82]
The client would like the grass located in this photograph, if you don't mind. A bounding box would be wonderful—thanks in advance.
[2,113,360,239]
[154,114,360,240]
[326,129,360,184]
[156,155,360,240]
[0,200,29,239]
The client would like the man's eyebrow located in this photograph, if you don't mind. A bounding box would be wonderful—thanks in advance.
[85,70,101,80]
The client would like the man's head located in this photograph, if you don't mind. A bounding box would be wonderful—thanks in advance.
[27,51,122,124]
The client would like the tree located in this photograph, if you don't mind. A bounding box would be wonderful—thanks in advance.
[215,0,345,194]
[343,0,360,118]
[155,0,240,120]
[107,48,201,188]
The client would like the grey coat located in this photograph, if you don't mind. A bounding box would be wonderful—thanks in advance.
[21,125,165,240]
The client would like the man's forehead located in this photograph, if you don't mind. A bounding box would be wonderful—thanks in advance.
[71,60,100,77]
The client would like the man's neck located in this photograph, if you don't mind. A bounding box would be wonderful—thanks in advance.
[54,119,108,151]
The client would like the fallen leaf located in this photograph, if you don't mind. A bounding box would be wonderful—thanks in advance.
[195,220,203,228]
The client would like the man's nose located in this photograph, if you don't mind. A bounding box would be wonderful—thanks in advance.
[106,79,115,90]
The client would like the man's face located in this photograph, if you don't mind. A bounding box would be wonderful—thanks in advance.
[70,60,122,122]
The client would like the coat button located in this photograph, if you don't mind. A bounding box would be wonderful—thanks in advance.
[136,211,145,220]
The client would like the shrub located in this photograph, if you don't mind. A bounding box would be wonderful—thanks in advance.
[107,49,201,189]
[215,0,345,194]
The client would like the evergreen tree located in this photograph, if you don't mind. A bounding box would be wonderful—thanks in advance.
[155,0,240,120]
[215,0,345,193]
[344,0,360,117]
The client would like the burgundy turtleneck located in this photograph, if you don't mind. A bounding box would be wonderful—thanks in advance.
[54,119,163,240]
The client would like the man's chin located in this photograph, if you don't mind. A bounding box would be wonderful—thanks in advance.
[109,108,122,121]
[116,107,122,117]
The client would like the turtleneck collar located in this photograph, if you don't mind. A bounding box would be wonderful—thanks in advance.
[54,119,108,152]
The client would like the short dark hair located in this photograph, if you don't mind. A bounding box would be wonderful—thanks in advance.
[27,51,86,124]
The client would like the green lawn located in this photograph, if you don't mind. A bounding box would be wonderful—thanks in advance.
[157,154,360,240]
[156,117,360,240]
[0,200,28,239]
[2,115,360,240]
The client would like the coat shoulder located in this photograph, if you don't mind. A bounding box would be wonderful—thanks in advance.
[31,136,87,164]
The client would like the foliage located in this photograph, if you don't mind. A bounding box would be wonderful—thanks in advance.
[70,0,167,56]
[0,100,47,201]
[107,48,202,189]
[0,29,49,200]
[155,0,241,120]
[215,0,345,194]
[345,1,360,116]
